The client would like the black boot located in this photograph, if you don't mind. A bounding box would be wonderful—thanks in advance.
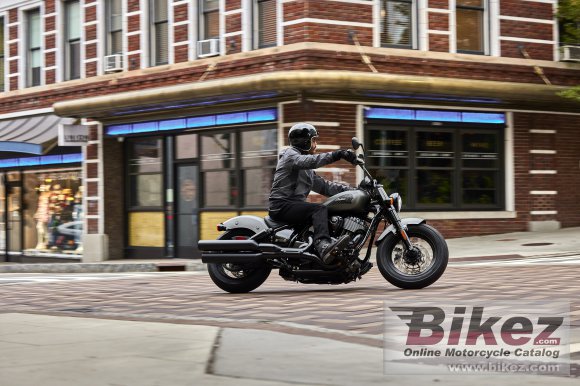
[315,235,350,264]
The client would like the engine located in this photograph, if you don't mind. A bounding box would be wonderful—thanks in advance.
[329,216,367,240]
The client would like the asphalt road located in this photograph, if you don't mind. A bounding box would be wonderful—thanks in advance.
[0,254,579,380]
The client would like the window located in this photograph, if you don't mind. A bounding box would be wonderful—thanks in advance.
[557,0,580,46]
[0,17,5,92]
[200,127,277,208]
[456,0,485,54]
[128,138,164,208]
[64,1,81,80]
[27,9,41,87]
[254,0,276,49]
[200,0,219,40]
[366,124,503,210]
[151,0,169,65]
[380,0,414,48]
[106,0,123,55]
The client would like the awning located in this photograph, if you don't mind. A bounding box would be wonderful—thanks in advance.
[53,70,580,120]
[0,114,76,155]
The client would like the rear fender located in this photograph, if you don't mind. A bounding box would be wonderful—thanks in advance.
[375,218,426,245]
[221,215,269,234]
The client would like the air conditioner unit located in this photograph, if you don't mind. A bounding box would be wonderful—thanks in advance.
[104,54,124,73]
[560,46,580,62]
[197,39,220,58]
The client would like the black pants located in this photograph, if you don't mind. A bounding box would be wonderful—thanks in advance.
[270,201,330,243]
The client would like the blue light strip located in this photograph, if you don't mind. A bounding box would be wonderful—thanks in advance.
[0,153,83,169]
[106,108,278,136]
[365,108,505,124]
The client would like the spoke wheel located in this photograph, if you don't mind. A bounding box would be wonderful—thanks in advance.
[377,224,448,289]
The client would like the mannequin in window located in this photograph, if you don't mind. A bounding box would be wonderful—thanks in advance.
[34,184,51,250]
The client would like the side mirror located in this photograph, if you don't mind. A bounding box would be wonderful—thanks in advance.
[351,137,361,150]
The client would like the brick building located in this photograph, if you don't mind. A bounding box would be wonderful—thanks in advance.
[0,0,578,262]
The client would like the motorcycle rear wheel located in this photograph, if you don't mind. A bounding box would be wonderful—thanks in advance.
[376,224,448,289]
[207,229,272,293]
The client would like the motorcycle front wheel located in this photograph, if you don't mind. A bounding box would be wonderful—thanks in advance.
[376,224,448,289]
[207,229,272,293]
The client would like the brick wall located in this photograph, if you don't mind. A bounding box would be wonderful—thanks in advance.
[103,137,125,260]
[1,48,579,115]
[0,0,569,91]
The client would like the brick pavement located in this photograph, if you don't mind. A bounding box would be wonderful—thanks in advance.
[0,265,579,340]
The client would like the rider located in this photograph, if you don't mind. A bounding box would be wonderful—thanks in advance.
[268,122,358,264]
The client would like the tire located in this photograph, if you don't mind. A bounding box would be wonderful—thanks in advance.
[376,224,448,289]
[207,229,272,293]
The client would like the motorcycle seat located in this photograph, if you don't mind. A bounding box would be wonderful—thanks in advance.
[264,216,290,228]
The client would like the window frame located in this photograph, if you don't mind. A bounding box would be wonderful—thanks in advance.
[199,0,219,41]
[253,0,277,49]
[126,136,165,211]
[455,0,488,55]
[365,120,505,211]
[150,0,169,66]
[380,0,418,50]
[64,0,81,81]
[26,8,42,88]
[199,125,278,210]
[106,0,123,56]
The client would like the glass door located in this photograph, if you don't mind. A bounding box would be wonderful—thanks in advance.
[176,163,199,258]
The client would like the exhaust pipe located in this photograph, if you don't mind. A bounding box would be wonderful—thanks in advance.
[198,240,259,252]
[199,240,320,264]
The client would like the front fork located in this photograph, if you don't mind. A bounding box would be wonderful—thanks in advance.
[386,207,413,250]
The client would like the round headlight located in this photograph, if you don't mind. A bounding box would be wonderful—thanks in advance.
[390,193,403,212]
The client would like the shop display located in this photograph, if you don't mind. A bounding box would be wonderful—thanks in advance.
[25,171,83,255]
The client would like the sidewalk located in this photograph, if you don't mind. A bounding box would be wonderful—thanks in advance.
[0,313,576,386]
[0,227,578,274]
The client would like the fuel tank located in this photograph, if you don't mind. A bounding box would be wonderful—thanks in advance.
[323,190,370,215]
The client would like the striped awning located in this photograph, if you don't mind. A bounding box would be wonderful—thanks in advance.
[0,114,76,155]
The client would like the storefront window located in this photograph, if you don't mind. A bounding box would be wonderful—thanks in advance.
[176,133,198,159]
[128,138,163,208]
[23,170,83,254]
[461,131,499,206]
[199,127,278,208]
[366,125,502,210]
[416,131,454,206]
[201,132,237,207]
[241,128,277,207]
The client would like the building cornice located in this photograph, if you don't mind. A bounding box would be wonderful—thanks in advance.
[53,69,579,119]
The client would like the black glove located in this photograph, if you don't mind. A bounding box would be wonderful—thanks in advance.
[341,149,358,164]
[332,149,357,164]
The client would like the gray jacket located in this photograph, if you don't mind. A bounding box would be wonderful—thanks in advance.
[268,147,352,213]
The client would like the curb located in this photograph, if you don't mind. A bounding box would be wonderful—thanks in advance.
[0,261,207,274]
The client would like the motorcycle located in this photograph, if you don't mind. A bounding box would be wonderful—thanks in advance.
[198,137,449,293]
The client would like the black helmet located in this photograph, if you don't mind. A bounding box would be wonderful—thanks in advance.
[288,123,318,151]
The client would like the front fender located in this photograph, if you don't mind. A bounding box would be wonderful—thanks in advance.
[375,218,426,244]
[222,215,269,234]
